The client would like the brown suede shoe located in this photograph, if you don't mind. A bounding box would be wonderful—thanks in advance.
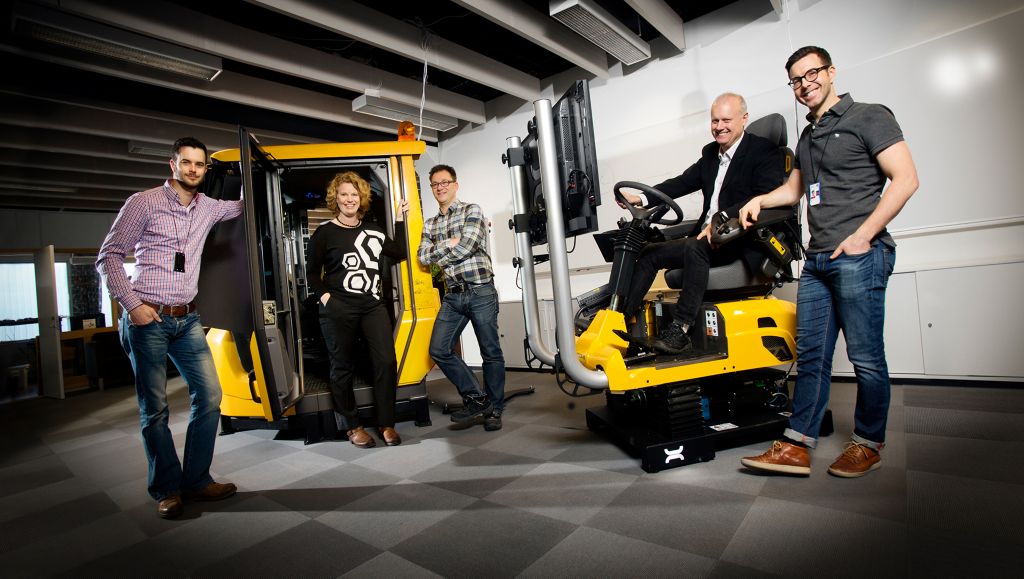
[741,440,811,475]
[378,426,401,446]
[189,481,237,502]
[828,442,881,478]
[347,426,376,448]
[158,495,183,519]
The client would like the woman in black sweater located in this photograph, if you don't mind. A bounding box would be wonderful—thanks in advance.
[307,171,408,448]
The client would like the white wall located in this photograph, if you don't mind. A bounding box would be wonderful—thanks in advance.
[437,0,1024,378]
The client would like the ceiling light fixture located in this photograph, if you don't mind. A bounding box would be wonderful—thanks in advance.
[352,94,459,133]
[11,3,222,81]
[549,0,651,66]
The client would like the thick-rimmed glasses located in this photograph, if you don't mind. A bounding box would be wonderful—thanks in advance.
[787,65,830,89]
[430,179,456,190]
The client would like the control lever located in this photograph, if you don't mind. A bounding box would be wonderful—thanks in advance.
[710,212,745,245]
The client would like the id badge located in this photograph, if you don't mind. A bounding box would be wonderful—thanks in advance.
[173,251,186,273]
[809,182,821,206]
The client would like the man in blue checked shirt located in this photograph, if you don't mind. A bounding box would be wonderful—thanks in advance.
[418,164,506,431]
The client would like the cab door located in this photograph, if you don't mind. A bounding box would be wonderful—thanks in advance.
[200,128,301,419]
[239,128,303,415]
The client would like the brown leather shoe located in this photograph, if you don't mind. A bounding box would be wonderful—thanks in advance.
[828,442,881,478]
[189,481,237,501]
[740,440,811,475]
[158,495,183,519]
[378,426,401,446]
[347,426,376,448]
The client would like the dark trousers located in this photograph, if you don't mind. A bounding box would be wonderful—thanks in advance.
[319,296,397,429]
[623,237,732,327]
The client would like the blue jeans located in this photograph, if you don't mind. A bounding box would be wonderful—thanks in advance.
[120,310,221,500]
[429,281,506,411]
[784,243,895,450]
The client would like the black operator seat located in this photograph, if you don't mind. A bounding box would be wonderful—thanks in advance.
[663,113,802,301]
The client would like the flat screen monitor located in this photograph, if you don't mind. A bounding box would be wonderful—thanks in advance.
[520,79,601,246]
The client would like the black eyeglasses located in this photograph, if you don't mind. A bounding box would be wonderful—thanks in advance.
[430,179,456,190]
[787,65,831,89]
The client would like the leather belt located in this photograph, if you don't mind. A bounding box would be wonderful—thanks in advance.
[447,280,490,294]
[143,300,197,317]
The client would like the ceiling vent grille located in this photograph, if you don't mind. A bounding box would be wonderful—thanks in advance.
[352,94,459,133]
[12,3,222,81]
[550,0,651,65]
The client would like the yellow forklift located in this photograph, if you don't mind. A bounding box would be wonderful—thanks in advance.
[196,125,439,443]
[504,81,829,472]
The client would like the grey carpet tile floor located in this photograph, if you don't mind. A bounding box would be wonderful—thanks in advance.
[1,373,1023,578]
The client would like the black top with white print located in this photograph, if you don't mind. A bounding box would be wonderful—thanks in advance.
[307,221,407,305]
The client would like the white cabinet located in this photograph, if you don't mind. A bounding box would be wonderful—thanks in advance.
[496,299,575,369]
[832,262,1023,379]
[497,300,529,369]
[917,262,1024,378]
[832,271,925,375]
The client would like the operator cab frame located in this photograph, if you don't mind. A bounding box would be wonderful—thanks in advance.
[198,129,438,443]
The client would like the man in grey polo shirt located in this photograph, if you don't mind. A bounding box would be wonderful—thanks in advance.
[737,46,919,478]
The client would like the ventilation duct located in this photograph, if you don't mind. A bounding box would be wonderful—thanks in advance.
[352,94,459,133]
[550,0,651,65]
[11,2,222,81]
[128,140,171,157]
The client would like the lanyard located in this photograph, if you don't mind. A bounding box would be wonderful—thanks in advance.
[168,192,195,255]
[806,113,845,183]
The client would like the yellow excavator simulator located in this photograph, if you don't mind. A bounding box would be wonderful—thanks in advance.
[503,81,830,472]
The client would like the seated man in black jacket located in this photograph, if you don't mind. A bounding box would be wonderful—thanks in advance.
[619,93,785,354]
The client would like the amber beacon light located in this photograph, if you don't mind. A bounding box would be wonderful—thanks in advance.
[397,121,417,141]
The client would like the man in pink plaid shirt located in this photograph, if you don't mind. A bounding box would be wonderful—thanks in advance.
[97,137,243,519]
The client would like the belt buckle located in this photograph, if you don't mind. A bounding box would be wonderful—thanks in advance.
[448,284,464,294]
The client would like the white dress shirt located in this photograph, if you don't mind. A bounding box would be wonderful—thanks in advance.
[635,133,745,226]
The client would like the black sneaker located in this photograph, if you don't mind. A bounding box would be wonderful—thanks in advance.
[653,323,692,354]
[483,410,503,431]
[450,395,493,423]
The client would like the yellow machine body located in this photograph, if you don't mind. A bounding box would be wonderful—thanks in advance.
[576,296,796,393]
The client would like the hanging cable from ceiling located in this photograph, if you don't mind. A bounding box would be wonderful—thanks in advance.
[418,30,431,141]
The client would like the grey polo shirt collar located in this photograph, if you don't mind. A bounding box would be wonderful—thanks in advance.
[806,93,854,127]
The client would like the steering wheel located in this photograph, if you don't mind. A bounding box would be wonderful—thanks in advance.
[613,181,683,226]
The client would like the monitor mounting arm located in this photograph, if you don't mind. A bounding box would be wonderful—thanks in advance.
[509,99,609,390]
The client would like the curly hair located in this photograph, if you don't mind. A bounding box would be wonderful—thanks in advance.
[325,171,372,218]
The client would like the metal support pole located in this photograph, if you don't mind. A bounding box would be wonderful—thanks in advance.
[533,100,608,389]
[505,136,557,366]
